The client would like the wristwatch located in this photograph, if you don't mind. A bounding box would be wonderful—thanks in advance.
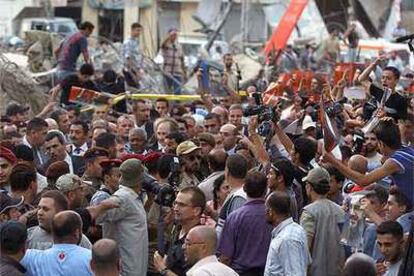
[159,268,168,276]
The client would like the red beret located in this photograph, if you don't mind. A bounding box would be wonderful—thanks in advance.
[143,151,163,164]
[0,146,17,165]
[120,153,145,162]
[100,159,122,170]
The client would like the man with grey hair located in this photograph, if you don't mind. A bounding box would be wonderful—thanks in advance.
[96,158,148,276]
[90,239,121,276]
[127,127,147,154]
[117,115,134,143]
[185,226,238,276]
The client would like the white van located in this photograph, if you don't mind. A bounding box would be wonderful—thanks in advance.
[19,17,78,38]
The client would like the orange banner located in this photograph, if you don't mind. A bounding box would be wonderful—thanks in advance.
[264,0,309,55]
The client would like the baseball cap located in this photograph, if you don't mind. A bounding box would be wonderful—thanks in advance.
[119,159,144,188]
[0,192,24,215]
[302,115,316,131]
[0,146,17,164]
[302,167,330,192]
[5,103,29,117]
[56,174,87,193]
[176,141,200,156]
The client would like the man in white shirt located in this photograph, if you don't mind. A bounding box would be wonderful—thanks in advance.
[185,226,238,276]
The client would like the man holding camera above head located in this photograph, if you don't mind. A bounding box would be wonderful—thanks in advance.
[357,57,408,121]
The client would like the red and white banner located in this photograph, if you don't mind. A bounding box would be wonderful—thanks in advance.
[264,0,309,55]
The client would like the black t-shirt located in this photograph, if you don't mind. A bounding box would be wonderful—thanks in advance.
[166,227,190,276]
[347,30,359,49]
[293,164,312,206]
[60,74,98,105]
[369,84,408,121]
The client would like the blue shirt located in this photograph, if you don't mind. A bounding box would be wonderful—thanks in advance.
[264,218,311,276]
[218,199,273,273]
[390,146,414,204]
[21,244,92,276]
[122,37,142,69]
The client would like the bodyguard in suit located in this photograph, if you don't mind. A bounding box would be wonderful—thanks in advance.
[68,120,91,176]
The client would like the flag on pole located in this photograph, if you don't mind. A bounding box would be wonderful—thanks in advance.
[319,95,340,152]
[264,0,309,56]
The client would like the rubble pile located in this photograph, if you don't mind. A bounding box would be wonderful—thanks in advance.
[0,52,48,115]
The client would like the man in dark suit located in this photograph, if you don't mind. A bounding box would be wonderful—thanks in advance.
[132,100,154,140]
[68,120,91,176]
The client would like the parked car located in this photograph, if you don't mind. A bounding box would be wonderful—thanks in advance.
[19,17,78,38]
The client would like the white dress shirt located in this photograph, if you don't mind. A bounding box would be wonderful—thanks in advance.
[70,142,89,157]
[186,255,239,276]
[64,153,74,174]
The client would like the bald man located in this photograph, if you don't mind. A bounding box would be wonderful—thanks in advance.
[344,154,368,192]
[22,211,93,276]
[343,253,376,276]
[185,226,238,276]
[91,239,120,276]
[198,149,228,201]
[349,155,368,174]
[219,124,239,154]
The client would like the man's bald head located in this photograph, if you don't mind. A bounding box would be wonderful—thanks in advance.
[348,154,368,174]
[220,123,237,134]
[343,253,376,276]
[52,211,82,244]
[91,239,120,275]
[188,225,217,253]
[208,149,228,171]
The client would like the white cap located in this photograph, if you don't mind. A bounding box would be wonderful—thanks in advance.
[302,115,316,130]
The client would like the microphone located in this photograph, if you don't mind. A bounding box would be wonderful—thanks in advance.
[394,33,414,43]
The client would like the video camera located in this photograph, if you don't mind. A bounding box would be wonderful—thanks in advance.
[243,92,278,137]
[141,157,181,207]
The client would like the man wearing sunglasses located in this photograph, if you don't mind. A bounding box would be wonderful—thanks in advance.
[176,141,202,189]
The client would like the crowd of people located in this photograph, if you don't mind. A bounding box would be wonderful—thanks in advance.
[0,20,413,276]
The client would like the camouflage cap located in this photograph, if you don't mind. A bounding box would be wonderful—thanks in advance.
[119,158,144,188]
[176,141,200,156]
[56,174,87,193]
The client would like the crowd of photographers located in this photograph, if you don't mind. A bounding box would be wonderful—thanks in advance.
[0,22,414,276]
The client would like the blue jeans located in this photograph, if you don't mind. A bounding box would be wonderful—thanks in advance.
[164,74,182,95]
